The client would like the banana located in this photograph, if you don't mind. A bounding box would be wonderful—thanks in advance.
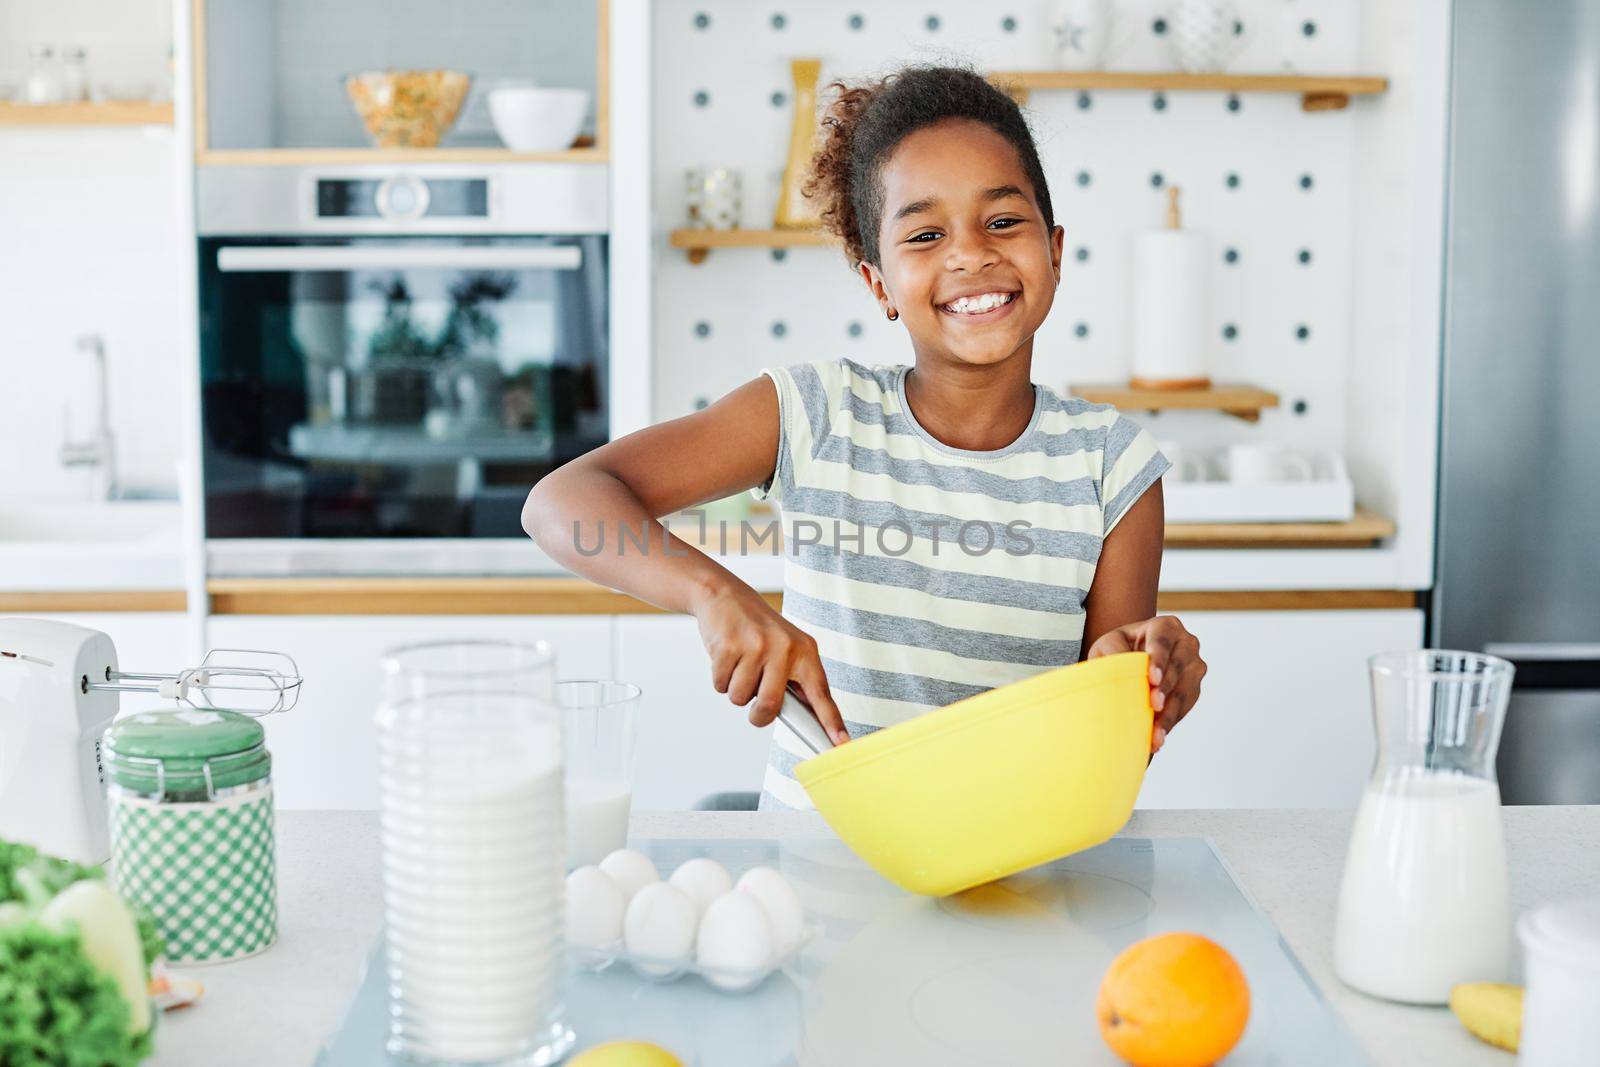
[1449,982,1523,1053]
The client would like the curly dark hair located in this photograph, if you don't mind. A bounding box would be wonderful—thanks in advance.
[803,64,1054,268]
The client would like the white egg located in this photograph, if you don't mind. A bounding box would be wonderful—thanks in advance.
[736,865,806,958]
[668,857,734,918]
[565,865,625,950]
[599,848,660,904]
[696,890,777,992]
[623,881,697,977]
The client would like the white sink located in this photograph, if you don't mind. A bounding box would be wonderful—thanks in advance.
[0,501,186,592]
[0,500,182,544]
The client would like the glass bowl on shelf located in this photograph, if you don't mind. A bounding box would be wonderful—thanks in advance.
[344,69,471,148]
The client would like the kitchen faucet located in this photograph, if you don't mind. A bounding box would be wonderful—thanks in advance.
[59,333,118,500]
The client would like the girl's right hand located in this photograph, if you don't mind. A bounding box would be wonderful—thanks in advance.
[691,582,850,747]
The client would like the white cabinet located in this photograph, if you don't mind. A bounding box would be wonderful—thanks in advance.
[206,615,613,810]
[614,608,1421,811]
[615,615,774,811]
[1136,609,1423,809]
[200,606,1419,812]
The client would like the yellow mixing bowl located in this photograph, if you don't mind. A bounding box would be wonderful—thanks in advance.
[790,651,1152,897]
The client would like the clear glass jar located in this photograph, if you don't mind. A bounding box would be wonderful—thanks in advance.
[60,45,89,103]
[376,640,573,1066]
[1332,650,1516,1004]
[685,167,742,230]
[22,43,61,105]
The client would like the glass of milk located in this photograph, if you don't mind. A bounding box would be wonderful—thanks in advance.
[1333,649,1516,1005]
[554,680,641,869]
[376,640,575,1066]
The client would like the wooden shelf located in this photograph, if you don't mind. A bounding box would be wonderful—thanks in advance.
[1166,507,1396,548]
[1158,589,1414,610]
[195,145,605,167]
[1070,383,1279,422]
[670,227,834,264]
[0,101,174,127]
[206,577,777,616]
[990,71,1388,111]
[0,590,186,613]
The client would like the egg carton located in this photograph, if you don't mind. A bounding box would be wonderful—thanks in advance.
[568,923,822,992]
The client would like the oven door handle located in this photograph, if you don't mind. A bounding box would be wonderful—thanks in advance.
[215,246,583,272]
[1485,642,1600,691]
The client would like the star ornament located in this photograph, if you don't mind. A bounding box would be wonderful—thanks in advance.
[1055,18,1089,54]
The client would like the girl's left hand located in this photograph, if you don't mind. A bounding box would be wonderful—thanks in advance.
[1086,615,1206,754]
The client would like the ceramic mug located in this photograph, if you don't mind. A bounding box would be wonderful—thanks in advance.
[1158,440,1209,483]
[1050,0,1137,70]
[1518,898,1600,1067]
[1223,443,1313,485]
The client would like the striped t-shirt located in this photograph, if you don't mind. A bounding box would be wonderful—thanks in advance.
[752,358,1169,811]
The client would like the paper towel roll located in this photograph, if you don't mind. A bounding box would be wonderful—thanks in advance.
[1130,230,1210,388]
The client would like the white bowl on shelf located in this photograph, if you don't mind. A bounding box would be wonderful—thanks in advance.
[1162,448,1356,524]
[488,87,589,152]
[456,77,537,139]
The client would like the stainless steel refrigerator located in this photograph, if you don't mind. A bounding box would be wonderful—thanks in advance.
[1435,0,1600,803]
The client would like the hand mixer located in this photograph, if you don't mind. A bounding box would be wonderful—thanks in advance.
[0,618,301,865]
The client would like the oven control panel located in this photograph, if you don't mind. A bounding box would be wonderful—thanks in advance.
[315,177,490,220]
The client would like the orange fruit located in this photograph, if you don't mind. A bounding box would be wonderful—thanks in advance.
[1096,932,1250,1067]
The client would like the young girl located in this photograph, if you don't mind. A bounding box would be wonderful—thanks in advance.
[524,65,1206,811]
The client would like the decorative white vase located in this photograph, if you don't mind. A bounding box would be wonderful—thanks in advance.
[1051,0,1115,70]
[1169,0,1249,73]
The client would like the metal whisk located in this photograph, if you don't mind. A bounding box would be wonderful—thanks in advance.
[90,648,303,716]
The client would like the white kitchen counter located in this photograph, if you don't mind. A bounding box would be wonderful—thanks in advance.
[0,499,186,591]
[149,807,1596,1067]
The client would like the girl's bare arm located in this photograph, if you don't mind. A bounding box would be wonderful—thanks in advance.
[1081,484,1207,751]
[521,378,849,744]
[1081,484,1164,645]
[522,377,779,614]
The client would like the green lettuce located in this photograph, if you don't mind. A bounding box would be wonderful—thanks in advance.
[0,840,162,1067]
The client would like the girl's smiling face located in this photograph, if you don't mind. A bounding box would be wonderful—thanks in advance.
[860,118,1064,368]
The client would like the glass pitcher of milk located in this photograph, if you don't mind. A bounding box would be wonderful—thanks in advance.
[1333,650,1516,1004]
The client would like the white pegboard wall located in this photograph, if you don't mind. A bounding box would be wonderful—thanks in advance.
[652,0,1382,456]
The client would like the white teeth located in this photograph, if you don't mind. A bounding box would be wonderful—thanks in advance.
[942,291,1014,314]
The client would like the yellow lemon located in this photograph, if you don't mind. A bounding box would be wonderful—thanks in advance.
[569,1040,685,1067]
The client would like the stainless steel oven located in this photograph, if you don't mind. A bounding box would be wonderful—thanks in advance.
[196,165,607,542]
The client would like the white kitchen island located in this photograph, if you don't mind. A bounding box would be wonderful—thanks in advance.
[149,807,1596,1067]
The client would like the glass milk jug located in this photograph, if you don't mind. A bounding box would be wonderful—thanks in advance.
[1333,650,1515,1004]
[375,640,574,1066]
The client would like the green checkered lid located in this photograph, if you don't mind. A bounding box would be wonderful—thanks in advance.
[104,708,271,798]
